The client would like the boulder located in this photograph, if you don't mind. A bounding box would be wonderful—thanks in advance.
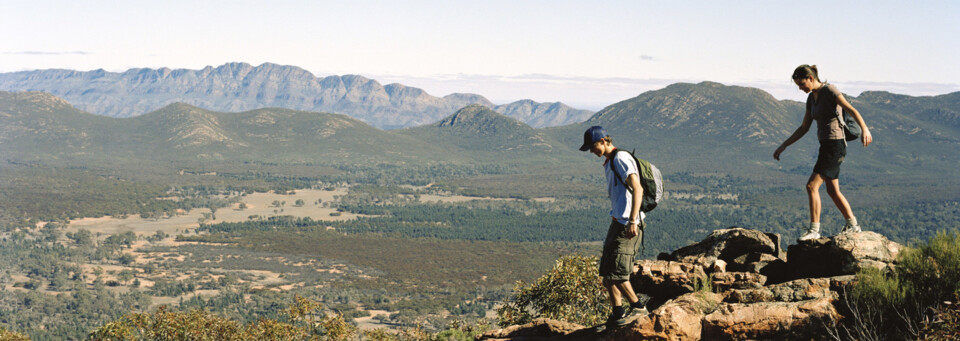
[728,252,782,273]
[633,260,707,299]
[670,227,781,264]
[787,231,902,279]
[710,272,767,291]
[620,292,723,341]
[701,297,840,340]
[479,318,583,341]
[665,255,720,273]
[722,275,854,303]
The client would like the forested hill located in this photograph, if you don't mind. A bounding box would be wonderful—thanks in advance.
[0,91,447,164]
[3,80,959,179]
[546,81,960,179]
[397,104,566,155]
[0,62,593,129]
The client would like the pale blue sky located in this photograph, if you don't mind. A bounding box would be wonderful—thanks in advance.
[2,0,958,109]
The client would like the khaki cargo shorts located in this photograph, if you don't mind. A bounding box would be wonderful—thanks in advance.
[599,219,644,281]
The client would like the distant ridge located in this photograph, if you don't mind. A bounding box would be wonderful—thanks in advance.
[0,62,593,129]
[551,81,960,175]
[494,100,593,128]
[2,81,956,175]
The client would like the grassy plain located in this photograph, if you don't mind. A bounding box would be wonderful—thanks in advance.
[2,159,958,340]
[62,188,358,237]
[25,186,560,333]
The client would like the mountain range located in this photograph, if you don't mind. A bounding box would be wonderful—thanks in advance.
[0,63,593,129]
[2,81,958,180]
[551,82,960,177]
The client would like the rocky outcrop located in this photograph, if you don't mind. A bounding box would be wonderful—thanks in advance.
[667,227,782,263]
[710,271,767,291]
[481,228,904,341]
[630,292,723,341]
[723,276,854,304]
[633,260,707,298]
[701,297,840,340]
[788,231,902,279]
[481,318,584,341]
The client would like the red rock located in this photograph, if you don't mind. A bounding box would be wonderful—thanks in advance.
[710,271,766,291]
[788,231,902,279]
[701,297,840,340]
[633,260,707,299]
[670,227,781,264]
[479,318,583,340]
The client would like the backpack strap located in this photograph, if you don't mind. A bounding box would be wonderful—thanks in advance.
[609,149,636,191]
[835,105,848,146]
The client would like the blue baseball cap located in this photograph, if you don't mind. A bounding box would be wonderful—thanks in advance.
[579,126,607,151]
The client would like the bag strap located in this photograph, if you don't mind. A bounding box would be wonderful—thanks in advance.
[835,105,848,146]
[609,149,636,191]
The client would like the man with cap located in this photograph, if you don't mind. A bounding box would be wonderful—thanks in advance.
[579,125,647,326]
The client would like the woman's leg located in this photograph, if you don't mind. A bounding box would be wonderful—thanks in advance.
[824,178,854,219]
[806,173,824,223]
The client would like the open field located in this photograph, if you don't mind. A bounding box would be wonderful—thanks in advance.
[63,188,361,237]
[25,186,552,322]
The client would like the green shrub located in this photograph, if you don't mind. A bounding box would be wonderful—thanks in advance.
[87,295,357,340]
[838,230,960,340]
[0,326,30,341]
[496,254,607,327]
[898,230,960,307]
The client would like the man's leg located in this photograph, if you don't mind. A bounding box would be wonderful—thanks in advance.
[603,279,623,307]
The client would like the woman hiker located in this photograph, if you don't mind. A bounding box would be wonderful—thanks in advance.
[774,64,873,241]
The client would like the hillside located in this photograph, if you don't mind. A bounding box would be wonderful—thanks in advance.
[0,63,593,129]
[396,104,576,164]
[0,92,449,164]
[0,91,117,158]
[2,84,959,340]
[3,80,959,178]
[547,81,960,179]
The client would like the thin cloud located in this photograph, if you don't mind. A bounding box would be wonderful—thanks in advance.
[3,51,90,55]
[639,55,656,61]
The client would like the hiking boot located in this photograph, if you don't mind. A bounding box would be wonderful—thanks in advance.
[840,223,862,234]
[798,230,821,241]
[626,305,648,319]
[798,224,821,241]
[605,310,629,326]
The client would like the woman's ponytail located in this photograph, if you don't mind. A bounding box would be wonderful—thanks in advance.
[792,64,820,82]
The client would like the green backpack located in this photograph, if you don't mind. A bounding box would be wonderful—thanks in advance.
[611,149,664,212]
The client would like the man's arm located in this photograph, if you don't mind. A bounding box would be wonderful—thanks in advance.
[626,173,642,238]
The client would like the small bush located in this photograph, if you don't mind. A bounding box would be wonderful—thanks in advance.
[496,254,607,327]
[837,230,960,340]
[88,295,357,340]
[0,326,30,341]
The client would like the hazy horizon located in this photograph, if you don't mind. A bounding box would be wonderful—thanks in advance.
[3,0,958,110]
